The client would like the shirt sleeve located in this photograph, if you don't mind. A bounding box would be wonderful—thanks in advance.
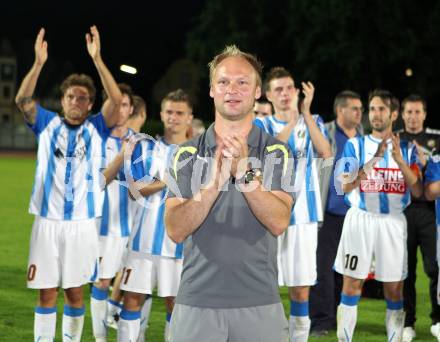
[26,104,57,136]
[253,117,266,131]
[166,145,198,199]
[262,142,295,199]
[89,112,112,139]
[130,139,157,182]
[334,139,359,180]
[130,143,146,181]
[425,156,440,184]
[312,115,330,157]
[314,115,330,140]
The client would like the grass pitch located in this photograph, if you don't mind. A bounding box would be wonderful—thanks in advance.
[0,156,435,341]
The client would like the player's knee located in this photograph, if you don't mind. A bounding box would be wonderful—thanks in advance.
[39,288,58,307]
[289,286,310,301]
[64,287,84,307]
[123,291,143,311]
[383,283,403,301]
[342,277,363,296]
[95,278,111,289]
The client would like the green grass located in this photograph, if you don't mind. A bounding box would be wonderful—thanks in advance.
[0,156,435,341]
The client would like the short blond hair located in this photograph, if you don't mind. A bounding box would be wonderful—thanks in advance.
[208,45,263,87]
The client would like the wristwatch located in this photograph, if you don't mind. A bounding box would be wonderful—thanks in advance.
[243,168,263,184]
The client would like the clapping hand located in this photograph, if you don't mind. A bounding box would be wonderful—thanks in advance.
[301,81,315,115]
[391,133,404,164]
[222,134,249,179]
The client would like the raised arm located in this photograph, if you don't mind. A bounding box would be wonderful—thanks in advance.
[86,25,122,127]
[301,82,332,159]
[15,28,48,124]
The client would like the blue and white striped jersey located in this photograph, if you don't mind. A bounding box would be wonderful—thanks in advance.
[27,105,110,220]
[255,114,328,224]
[425,155,440,226]
[338,135,419,214]
[128,137,183,259]
[99,129,138,237]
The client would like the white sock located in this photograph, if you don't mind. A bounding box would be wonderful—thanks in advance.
[337,304,358,342]
[289,316,311,342]
[289,300,310,342]
[337,294,360,342]
[118,309,140,342]
[164,312,171,342]
[107,299,123,324]
[385,300,405,342]
[91,286,109,340]
[137,296,153,342]
[62,305,85,342]
[34,306,57,342]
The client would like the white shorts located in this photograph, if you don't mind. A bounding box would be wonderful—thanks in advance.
[98,235,129,279]
[278,222,318,287]
[334,206,407,282]
[27,216,99,289]
[120,251,182,297]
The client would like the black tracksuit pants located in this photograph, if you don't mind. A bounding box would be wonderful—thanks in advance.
[404,203,440,327]
[310,212,344,331]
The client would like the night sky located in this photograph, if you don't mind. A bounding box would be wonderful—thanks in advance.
[2,1,439,128]
[1,1,204,117]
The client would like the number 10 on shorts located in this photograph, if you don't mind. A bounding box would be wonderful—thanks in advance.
[344,254,358,271]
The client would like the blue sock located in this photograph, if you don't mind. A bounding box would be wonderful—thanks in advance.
[120,309,141,321]
[35,306,57,314]
[386,299,403,310]
[64,305,85,317]
[166,312,172,322]
[340,293,360,306]
[290,300,309,317]
[91,286,108,300]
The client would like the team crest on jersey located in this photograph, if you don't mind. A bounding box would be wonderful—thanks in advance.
[53,145,86,160]
[428,139,436,148]
[297,130,306,139]
[53,132,87,160]
[360,167,407,194]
